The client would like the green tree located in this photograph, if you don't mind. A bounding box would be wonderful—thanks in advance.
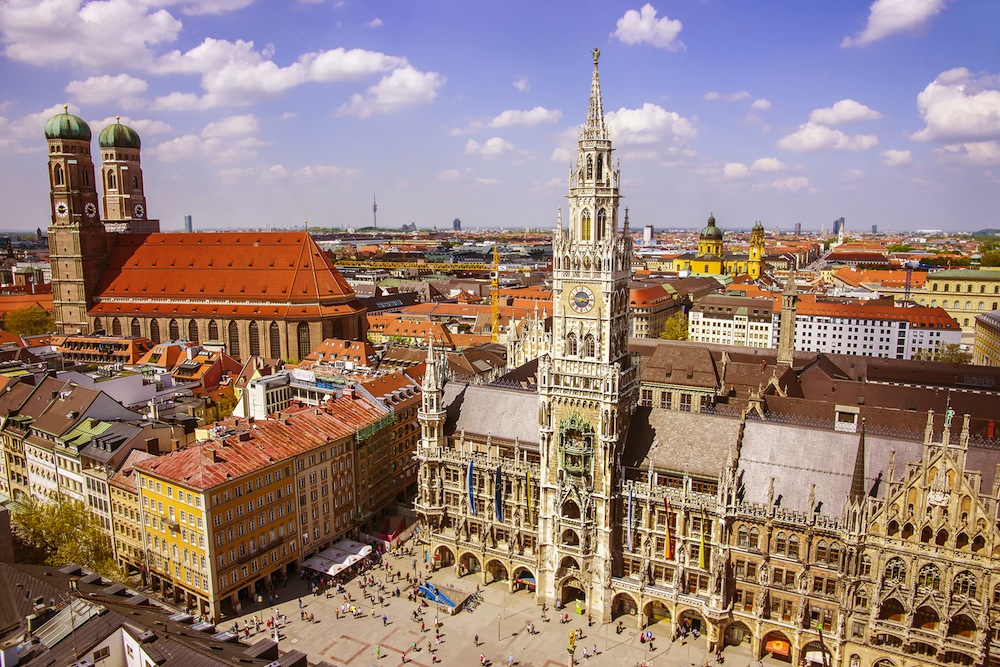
[659,312,689,340]
[11,496,125,580]
[2,306,54,336]
[886,243,914,253]
[912,343,971,364]
[980,250,1000,267]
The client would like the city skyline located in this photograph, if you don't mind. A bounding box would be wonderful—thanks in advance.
[1,0,998,234]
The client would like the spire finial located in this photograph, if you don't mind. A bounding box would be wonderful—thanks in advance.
[850,417,867,503]
[115,115,121,123]
[584,49,608,140]
[593,47,600,65]
[63,105,68,113]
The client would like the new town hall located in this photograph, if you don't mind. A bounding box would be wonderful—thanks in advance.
[415,52,1000,667]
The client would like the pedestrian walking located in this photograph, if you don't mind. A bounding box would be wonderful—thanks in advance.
[474,633,479,646]
[382,615,388,627]
[508,654,514,666]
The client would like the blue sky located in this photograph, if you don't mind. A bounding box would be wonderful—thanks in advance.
[1,0,998,234]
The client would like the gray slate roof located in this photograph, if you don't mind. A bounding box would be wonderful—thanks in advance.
[624,406,739,478]
[443,381,538,445]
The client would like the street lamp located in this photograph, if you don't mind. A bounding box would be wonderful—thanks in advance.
[497,613,502,641]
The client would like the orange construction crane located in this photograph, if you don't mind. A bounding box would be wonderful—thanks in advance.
[491,245,500,343]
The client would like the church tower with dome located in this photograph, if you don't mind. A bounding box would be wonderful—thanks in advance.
[98,117,159,233]
[748,220,765,279]
[697,213,725,259]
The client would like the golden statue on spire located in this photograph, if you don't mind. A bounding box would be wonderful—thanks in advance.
[592,47,600,64]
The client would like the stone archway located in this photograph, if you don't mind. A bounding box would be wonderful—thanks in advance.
[512,566,536,594]
[802,640,832,666]
[678,608,706,634]
[559,576,587,607]
[725,620,752,647]
[459,552,481,577]
[643,599,671,628]
[434,545,455,568]
[486,559,508,585]
[612,591,638,620]
[761,630,793,663]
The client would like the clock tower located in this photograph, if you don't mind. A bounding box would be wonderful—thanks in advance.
[45,107,107,334]
[536,49,638,620]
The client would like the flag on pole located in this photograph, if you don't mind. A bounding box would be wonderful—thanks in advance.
[663,497,672,560]
[698,510,707,569]
[467,460,476,516]
[627,487,634,552]
[494,465,504,522]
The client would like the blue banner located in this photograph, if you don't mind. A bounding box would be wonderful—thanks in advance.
[627,487,633,552]
[494,465,504,523]
[467,460,476,516]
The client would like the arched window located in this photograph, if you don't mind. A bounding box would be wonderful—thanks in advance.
[854,589,868,609]
[111,318,122,336]
[775,532,787,556]
[130,318,141,337]
[748,527,760,550]
[583,334,595,358]
[586,156,593,179]
[149,319,160,344]
[944,284,949,292]
[53,164,64,186]
[228,321,240,357]
[859,555,872,578]
[132,175,138,189]
[816,540,828,562]
[917,563,941,591]
[82,169,90,186]
[93,317,103,333]
[107,170,116,190]
[188,320,199,343]
[884,557,906,582]
[208,320,219,340]
[296,322,311,360]
[954,571,977,598]
[248,321,260,357]
[168,319,180,341]
[566,332,578,356]
[829,543,842,567]
[787,535,799,560]
[269,322,281,358]
[596,156,603,181]
[967,284,973,293]
[597,208,607,241]
[580,210,591,242]
[942,300,949,309]
[737,525,749,548]
[979,302,985,311]
[965,301,972,310]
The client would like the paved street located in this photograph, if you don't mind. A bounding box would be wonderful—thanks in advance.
[227,548,790,667]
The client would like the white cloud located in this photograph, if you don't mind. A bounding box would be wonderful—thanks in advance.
[437,170,463,182]
[337,67,445,118]
[777,123,879,152]
[882,149,913,166]
[751,157,786,172]
[367,17,383,28]
[550,147,572,163]
[751,98,772,111]
[910,68,1000,142]
[934,141,1000,166]
[754,176,814,192]
[723,163,749,178]
[0,0,182,69]
[0,103,81,152]
[809,99,884,125]
[606,103,697,147]
[65,74,149,107]
[490,107,563,128]
[475,178,500,186]
[89,115,172,137]
[842,0,947,48]
[295,164,361,178]
[202,114,258,138]
[704,91,751,102]
[611,3,684,51]
[513,77,530,93]
[165,0,254,15]
[150,114,264,162]
[840,168,867,181]
[465,137,514,158]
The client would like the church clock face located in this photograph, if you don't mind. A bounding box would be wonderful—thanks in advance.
[133,203,145,219]
[55,202,68,217]
[570,285,595,313]
[84,202,97,218]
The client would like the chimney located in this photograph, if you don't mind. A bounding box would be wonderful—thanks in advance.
[187,346,196,360]
[202,447,221,463]
[145,438,159,455]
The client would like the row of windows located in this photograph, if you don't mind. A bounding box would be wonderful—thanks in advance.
[97,318,313,359]
[931,282,1000,294]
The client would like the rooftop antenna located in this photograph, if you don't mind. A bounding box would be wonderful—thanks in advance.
[372,191,378,237]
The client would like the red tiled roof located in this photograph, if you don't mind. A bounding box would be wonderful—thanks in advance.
[94,232,358,310]
[834,267,926,289]
[135,395,386,490]
[773,294,958,328]
[0,293,54,316]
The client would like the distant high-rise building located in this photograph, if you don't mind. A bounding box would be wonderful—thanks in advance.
[794,222,802,237]
[453,218,461,232]
[184,215,193,233]
[643,225,654,245]
[832,217,845,236]
[872,224,878,235]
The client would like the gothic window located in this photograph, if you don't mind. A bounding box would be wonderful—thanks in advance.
[586,156,593,179]
[297,322,310,360]
[150,319,160,344]
[854,589,868,609]
[108,171,116,190]
[859,555,872,578]
[111,318,122,336]
[829,543,841,567]
[597,208,607,241]
[581,210,591,242]
[188,320,199,343]
[954,571,977,598]
[248,321,260,356]
[53,164,64,186]
[269,322,281,358]
[566,332,578,356]
[737,526,748,548]
[884,557,906,583]
[93,318,103,332]
[132,175,138,189]
[168,319,180,340]
[775,532,787,555]
[583,334,595,358]
[787,535,800,560]
[917,563,941,591]
[596,155,603,181]
[228,321,240,357]
[208,320,219,340]
[131,318,141,337]
[816,540,828,562]
[748,527,760,550]
[83,170,90,186]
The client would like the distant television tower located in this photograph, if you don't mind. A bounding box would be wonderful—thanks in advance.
[372,192,378,236]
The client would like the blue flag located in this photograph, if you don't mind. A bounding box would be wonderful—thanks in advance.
[467,460,476,516]
[494,465,504,523]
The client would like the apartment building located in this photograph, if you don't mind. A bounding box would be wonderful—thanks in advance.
[688,295,775,348]
[973,310,1000,366]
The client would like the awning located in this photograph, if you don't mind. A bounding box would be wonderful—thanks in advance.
[765,639,790,657]
[302,539,373,577]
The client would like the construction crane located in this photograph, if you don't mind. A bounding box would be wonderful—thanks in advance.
[491,244,500,343]
[903,259,918,301]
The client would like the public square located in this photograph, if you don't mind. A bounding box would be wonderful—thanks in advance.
[228,547,789,667]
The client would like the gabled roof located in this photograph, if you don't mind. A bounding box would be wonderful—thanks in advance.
[94,232,358,312]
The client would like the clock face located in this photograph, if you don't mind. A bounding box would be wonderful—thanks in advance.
[570,286,595,313]
[55,202,68,218]
[84,202,97,218]
[133,203,145,219]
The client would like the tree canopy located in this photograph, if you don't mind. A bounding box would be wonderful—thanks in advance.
[2,306,54,336]
[11,496,125,580]
[659,312,689,340]
[912,343,971,364]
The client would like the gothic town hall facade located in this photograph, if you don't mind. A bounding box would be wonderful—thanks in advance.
[415,52,1000,667]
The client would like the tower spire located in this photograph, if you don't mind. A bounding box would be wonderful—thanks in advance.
[850,418,867,503]
[584,48,608,140]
